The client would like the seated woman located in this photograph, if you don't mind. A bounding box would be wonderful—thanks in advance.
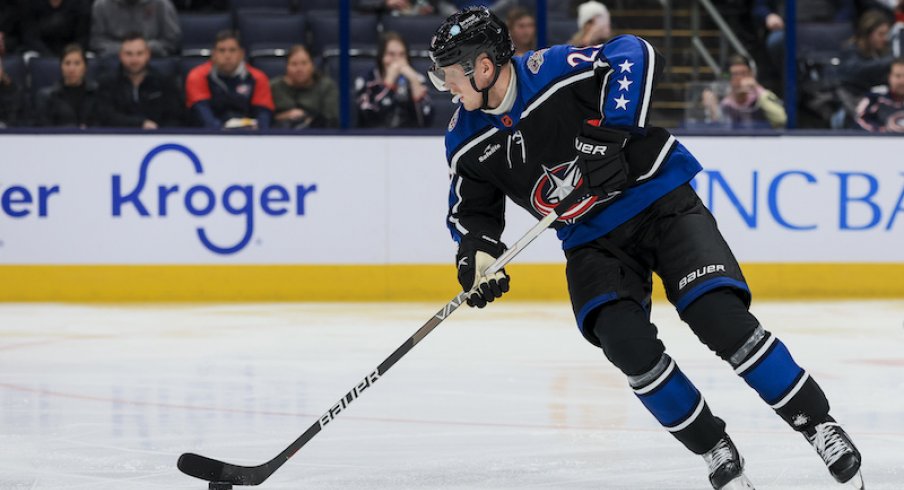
[35,43,100,127]
[836,10,894,116]
[697,54,786,130]
[270,45,339,129]
[355,31,433,128]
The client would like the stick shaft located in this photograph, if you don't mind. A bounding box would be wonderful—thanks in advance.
[178,205,567,486]
[270,210,561,469]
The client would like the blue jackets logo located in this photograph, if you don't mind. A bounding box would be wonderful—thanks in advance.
[111,143,317,255]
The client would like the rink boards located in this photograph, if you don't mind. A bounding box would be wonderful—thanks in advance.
[1,134,902,301]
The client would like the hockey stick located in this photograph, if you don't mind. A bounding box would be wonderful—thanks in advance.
[177,196,575,488]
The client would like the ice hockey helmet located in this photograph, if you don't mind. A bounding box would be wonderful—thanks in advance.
[429,7,515,73]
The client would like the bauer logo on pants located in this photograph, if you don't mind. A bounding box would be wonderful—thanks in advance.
[678,264,726,290]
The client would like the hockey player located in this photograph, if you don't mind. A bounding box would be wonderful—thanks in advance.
[429,7,863,490]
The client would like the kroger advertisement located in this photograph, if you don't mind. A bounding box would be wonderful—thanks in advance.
[0,134,902,265]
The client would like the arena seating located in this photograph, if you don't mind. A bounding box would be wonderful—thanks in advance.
[179,13,233,56]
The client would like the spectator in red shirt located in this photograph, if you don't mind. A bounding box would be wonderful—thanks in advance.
[185,30,274,129]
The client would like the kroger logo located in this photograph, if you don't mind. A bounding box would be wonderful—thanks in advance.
[111,143,317,255]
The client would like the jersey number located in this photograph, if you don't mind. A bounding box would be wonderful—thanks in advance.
[567,50,599,67]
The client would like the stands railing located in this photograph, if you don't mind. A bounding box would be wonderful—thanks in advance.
[657,0,673,83]
[687,0,755,80]
[784,0,798,129]
[681,0,798,128]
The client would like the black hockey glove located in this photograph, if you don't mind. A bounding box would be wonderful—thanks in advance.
[574,120,631,197]
[456,234,510,308]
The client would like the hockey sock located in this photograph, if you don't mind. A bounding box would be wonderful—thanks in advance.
[629,353,725,454]
[729,325,830,431]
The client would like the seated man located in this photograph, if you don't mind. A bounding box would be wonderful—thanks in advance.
[185,30,274,130]
[98,33,183,128]
[855,57,904,132]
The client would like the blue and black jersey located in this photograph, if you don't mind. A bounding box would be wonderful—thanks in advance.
[444,35,703,250]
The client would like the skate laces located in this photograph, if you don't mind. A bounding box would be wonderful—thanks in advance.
[809,423,849,466]
[704,438,735,473]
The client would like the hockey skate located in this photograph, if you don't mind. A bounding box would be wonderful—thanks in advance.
[702,435,755,489]
[804,418,864,489]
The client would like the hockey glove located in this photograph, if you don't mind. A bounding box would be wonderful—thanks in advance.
[456,234,510,308]
[574,120,631,197]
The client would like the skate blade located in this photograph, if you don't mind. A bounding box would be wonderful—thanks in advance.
[721,474,755,490]
[843,470,864,489]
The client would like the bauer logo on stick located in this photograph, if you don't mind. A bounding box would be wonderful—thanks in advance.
[319,369,382,428]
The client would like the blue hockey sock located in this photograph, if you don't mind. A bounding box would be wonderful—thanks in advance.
[730,325,829,429]
[731,325,807,407]
[629,354,724,453]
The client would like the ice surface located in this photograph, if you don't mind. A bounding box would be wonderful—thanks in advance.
[0,300,901,489]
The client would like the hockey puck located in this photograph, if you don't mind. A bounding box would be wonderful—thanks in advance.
[209,483,232,490]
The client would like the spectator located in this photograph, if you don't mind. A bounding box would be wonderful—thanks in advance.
[854,57,904,131]
[0,53,28,127]
[270,45,339,129]
[185,30,274,130]
[702,54,787,129]
[857,0,900,17]
[90,0,181,58]
[434,1,518,17]
[506,7,536,57]
[837,9,894,111]
[35,43,101,127]
[356,0,438,15]
[20,0,91,57]
[752,0,857,69]
[571,1,612,48]
[97,34,183,128]
[355,31,432,128]
[0,0,21,56]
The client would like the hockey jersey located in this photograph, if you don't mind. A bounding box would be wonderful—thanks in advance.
[444,35,703,250]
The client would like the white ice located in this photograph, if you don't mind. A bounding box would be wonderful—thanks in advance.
[0,300,901,489]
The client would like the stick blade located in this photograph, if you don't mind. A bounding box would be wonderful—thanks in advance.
[178,452,271,486]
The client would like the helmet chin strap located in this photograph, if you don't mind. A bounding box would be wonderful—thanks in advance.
[468,63,503,110]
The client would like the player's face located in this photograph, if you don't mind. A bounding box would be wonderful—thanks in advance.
[119,39,150,76]
[889,64,904,97]
[436,56,492,111]
[213,39,244,75]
